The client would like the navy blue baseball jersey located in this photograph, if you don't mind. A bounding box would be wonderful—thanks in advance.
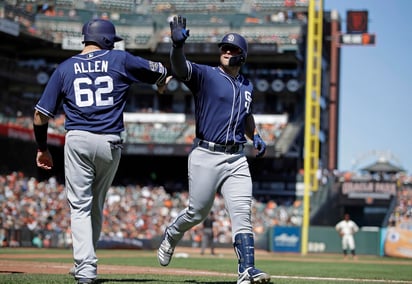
[158,18,270,283]
[35,50,167,133]
[183,62,253,145]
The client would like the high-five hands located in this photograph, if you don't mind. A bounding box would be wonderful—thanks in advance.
[157,76,173,94]
[170,15,190,48]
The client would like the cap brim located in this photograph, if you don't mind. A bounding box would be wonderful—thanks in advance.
[114,35,123,42]
[218,43,236,48]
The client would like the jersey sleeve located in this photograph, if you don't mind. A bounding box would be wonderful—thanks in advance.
[352,221,359,232]
[35,69,63,118]
[124,52,167,85]
[181,62,205,94]
[335,221,341,231]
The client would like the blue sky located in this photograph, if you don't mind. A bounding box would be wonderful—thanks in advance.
[324,0,412,174]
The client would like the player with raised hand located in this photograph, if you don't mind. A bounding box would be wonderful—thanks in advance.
[158,15,270,284]
[33,19,169,284]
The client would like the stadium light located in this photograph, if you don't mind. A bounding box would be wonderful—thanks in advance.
[271,79,285,92]
[286,79,300,92]
[167,78,180,92]
[36,72,49,85]
[255,79,269,92]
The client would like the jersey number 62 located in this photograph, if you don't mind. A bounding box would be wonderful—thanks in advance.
[74,76,114,107]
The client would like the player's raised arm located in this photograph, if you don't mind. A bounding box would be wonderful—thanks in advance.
[169,15,190,80]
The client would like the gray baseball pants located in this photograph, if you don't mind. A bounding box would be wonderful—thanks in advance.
[167,146,253,245]
[65,130,121,280]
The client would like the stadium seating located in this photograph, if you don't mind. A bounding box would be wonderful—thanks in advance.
[0,111,286,147]
[2,0,308,50]
[251,0,309,12]
[149,0,244,13]
[124,122,188,144]
[0,171,304,247]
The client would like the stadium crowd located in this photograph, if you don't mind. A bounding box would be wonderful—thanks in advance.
[388,183,412,226]
[0,171,303,249]
[2,168,410,250]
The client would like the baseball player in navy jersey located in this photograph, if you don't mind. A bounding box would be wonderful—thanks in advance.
[33,19,169,284]
[157,15,271,284]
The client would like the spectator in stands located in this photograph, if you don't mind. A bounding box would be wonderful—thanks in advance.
[32,233,43,248]
[43,5,56,17]
[335,213,359,260]
[32,19,169,284]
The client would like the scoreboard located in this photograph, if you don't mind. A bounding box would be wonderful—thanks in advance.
[339,33,376,46]
[338,10,376,46]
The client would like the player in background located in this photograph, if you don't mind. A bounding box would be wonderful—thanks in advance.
[200,211,216,255]
[335,213,359,260]
[33,19,169,284]
[157,15,271,284]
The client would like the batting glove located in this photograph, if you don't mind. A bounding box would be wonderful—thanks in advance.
[253,134,266,158]
[170,15,190,48]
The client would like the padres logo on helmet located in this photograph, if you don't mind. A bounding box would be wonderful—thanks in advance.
[227,34,235,42]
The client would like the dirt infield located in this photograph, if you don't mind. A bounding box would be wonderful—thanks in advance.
[0,247,238,277]
[0,259,236,277]
[0,247,409,277]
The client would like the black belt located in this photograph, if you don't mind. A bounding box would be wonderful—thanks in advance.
[108,139,123,149]
[197,140,243,154]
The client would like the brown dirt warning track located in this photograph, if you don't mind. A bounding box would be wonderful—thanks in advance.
[0,247,408,278]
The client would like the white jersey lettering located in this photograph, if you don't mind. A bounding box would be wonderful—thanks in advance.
[74,61,109,74]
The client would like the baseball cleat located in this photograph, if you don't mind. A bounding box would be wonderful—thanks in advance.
[237,267,271,284]
[69,265,75,277]
[157,232,175,266]
[76,278,96,284]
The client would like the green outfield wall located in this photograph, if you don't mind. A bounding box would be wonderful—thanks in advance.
[269,226,383,255]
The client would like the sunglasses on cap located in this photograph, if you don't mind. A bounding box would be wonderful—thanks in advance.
[220,44,241,53]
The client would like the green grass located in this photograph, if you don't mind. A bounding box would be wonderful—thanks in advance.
[0,248,411,283]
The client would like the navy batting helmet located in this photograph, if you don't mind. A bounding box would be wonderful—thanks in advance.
[82,19,123,50]
[218,33,248,66]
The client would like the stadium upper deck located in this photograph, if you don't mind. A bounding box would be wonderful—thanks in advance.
[1,0,308,54]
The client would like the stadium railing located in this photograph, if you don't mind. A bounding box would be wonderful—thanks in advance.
[0,112,287,147]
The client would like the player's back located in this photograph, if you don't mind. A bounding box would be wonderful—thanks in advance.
[38,48,165,134]
[56,49,131,133]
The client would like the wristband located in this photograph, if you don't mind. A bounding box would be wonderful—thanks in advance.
[33,123,48,152]
[172,43,184,48]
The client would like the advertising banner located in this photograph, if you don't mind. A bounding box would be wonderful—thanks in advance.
[271,226,301,253]
[384,221,412,259]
